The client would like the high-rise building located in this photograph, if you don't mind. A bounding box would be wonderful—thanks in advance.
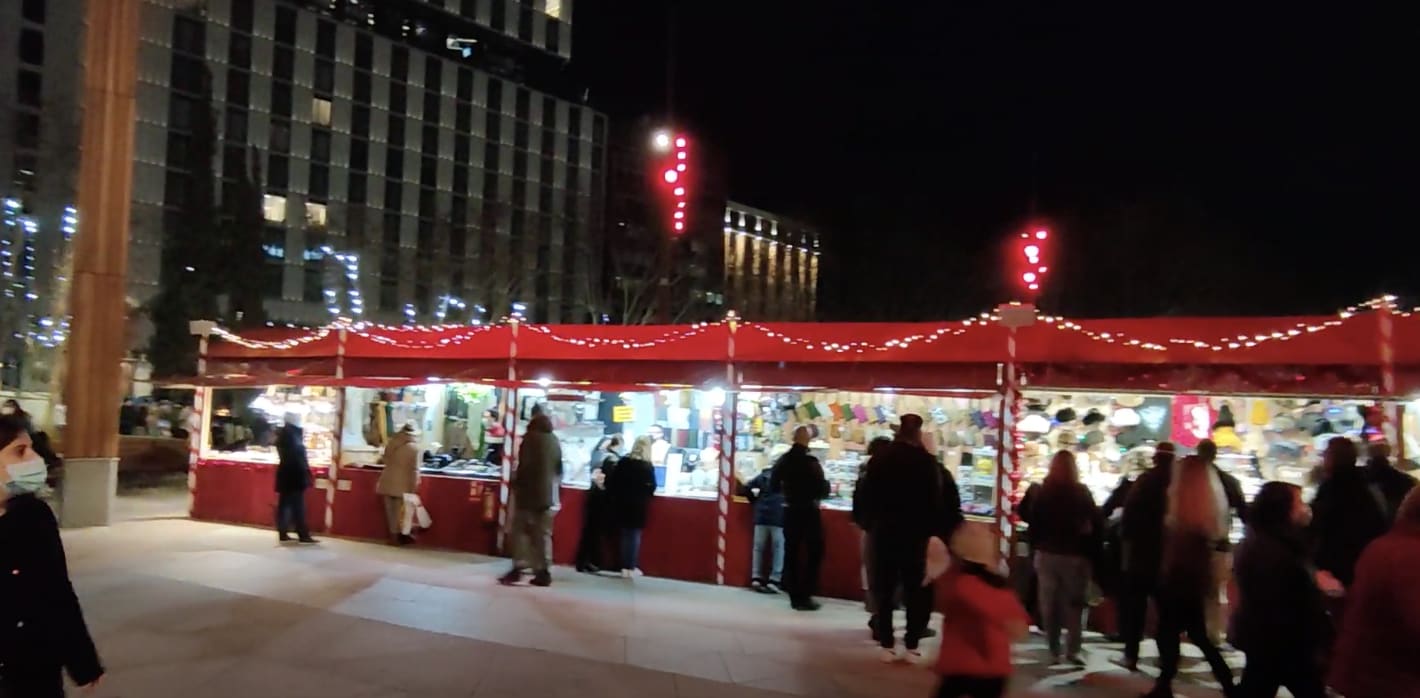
[723,201,820,321]
[1,0,605,362]
[602,117,727,324]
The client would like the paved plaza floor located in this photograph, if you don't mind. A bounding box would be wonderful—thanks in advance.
[54,491,1242,697]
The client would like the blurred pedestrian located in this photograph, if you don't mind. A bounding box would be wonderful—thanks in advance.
[860,414,962,662]
[1231,482,1331,698]
[740,452,786,593]
[1116,442,1176,671]
[605,435,656,578]
[274,412,316,544]
[575,435,621,573]
[1197,439,1248,644]
[772,425,830,611]
[0,415,104,697]
[499,412,562,587]
[1328,487,1420,698]
[931,522,1029,698]
[854,436,897,636]
[376,422,422,546]
[1024,450,1103,666]
[1145,455,1237,698]
[1362,441,1416,524]
[1310,437,1388,587]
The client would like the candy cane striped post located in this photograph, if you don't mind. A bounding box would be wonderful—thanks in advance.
[325,327,348,531]
[497,318,520,552]
[187,386,207,517]
[994,327,1019,560]
[1379,304,1395,397]
[715,313,739,586]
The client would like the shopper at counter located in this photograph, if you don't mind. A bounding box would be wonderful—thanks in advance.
[376,423,422,546]
[1328,487,1420,698]
[740,457,786,594]
[1363,441,1416,523]
[1231,482,1331,698]
[499,413,562,587]
[1310,437,1388,587]
[860,414,961,661]
[0,415,104,697]
[1025,450,1102,667]
[1198,439,1248,644]
[575,435,622,573]
[274,412,316,544]
[605,436,657,578]
[771,426,830,611]
[1117,442,1175,671]
[1146,455,1237,698]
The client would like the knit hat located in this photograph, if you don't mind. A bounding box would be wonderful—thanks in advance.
[949,522,997,566]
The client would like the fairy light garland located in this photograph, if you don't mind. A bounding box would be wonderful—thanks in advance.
[742,322,971,354]
[521,321,722,350]
[211,326,333,350]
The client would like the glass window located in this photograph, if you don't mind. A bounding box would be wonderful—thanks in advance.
[547,18,561,54]
[515,89,530,119]
[309,164,329,199]
[424,56,443,91]
[166,132,190,167]
[386,148,405,179]
[275,6,296,44]
[269,119,290,153]
[390,83,407,113]
[349,139,368,170]
[273,46,294,81]
[517,6,533,41]
[422,125,438,151]
[171,54,204,93]
[19,29,44,65]
[312,98,333,127]
[17,70,41,107]
[168,96,194,131]
[421,157,437,184]
[457,68,473,101]
[352,105,371,136]
[384,180,403,209]
[355,34,373,69]
[348,173,367,203]
[22,0,46,23]
[164,171,188,205]
[424,93,441,125]
[267,154,289,189]
[314,60,334,95]
[316,20,336,56]
[456,104,471,133]
[311,129,331,162]
[353,71,371,102]
[228,33,251,67]
[271,82,292,116]
[230,0,253,32]
[173,15,204,55]
[487,78,503,112]
[490,0,505,29]
[222,145,246,179]
[226,70,250,104]
[388,116,406,145]
[203,387,341,464]
[306,202,328,227]
[461,0,479,18]
[391,47,409,82]
[263,194,287,223]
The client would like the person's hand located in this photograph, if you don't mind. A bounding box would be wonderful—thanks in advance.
[1316,570,1345,596]
[78,675,102,694]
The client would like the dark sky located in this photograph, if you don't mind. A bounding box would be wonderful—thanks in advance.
[574,1,1418,320]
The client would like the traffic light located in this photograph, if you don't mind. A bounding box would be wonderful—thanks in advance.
[653,130,691,236]
[1016,228,1050,296]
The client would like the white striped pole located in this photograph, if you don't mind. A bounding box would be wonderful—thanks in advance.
[325,327,347,531]
[995,326,1018,560]
[497,318,519,552]
[187,331,210,518]
[715,314,738,586]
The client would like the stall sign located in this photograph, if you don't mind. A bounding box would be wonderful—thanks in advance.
[612,405,635,423]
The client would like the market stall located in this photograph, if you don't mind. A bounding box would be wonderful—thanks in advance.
[181,304,1420,602]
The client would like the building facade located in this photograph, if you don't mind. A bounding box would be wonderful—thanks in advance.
[723,201,819,321]
[1,0,605,364]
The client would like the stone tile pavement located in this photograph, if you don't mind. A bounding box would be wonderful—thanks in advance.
[49,492,1242,697]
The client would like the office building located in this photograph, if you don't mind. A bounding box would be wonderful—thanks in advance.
[723,201,820,321]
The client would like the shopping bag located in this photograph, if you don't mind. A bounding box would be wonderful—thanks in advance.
[402,493,433,534]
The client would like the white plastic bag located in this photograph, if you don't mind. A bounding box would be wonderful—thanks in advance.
[402,493,432,534]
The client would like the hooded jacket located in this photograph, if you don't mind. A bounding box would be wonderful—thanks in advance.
[376,431,421,497]
[513,415,563,511]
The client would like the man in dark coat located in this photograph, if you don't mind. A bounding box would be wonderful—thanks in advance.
[1364,441,1417,523]
[274,413,316,543]
[1310,437,1389,587]
[771,426,829,610]
[501,413,563,587]
[1116,441,1175,670]
[859,414,962,659]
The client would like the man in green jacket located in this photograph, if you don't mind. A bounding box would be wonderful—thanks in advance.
[500,411,563,587]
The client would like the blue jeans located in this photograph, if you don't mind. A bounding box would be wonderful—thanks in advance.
[753,524,784,584]
[620,527,643,570]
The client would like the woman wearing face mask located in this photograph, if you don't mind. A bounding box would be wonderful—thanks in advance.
[0,415,104,696]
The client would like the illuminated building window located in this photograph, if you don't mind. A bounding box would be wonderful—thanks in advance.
[305,202,328,227]
[545,0,563,19]
[312,98,332,127]
[263,194,287,223]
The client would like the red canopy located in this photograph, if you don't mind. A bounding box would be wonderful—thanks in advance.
[197,311,1412,396]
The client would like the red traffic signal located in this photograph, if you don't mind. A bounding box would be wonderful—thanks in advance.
[1015,228,1051,297]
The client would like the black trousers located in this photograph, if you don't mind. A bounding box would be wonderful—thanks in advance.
[872,532,931,649]
[1152,592,1235,695]
[782,506,824,604]
[1118,574,1154,662]
[1238,652,1325,698]
[934,675,1006,698]
[276,491,311,540]
[574,490,611,570]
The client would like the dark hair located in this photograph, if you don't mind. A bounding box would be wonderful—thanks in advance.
[0,414,30,449]
[866,436,892,458]
[1325,436,1358,470]
[1249,481,1301,537]
[1043,450,1079,489]
[1196,439,1218,462]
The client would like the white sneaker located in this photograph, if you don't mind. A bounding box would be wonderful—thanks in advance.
[904,648,925,664]
[878,647,899,664]
[621,569,632,579]
[630,568,644,577]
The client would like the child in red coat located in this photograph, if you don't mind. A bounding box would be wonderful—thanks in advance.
[930,522,1029,698]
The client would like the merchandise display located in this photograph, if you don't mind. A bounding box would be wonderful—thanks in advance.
[204,386,338,465]
[734,390,999,515]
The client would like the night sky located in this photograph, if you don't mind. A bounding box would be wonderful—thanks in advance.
[575,1,1418,321]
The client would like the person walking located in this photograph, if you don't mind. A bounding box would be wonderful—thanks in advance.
[1145,455,1237,698]
[605,435,657,578]
[1310,436,1388,588]
[860,414,962,661]
[740,458,786,593]
[0,415,104,697]
[575,435,621,573]
[932,522,1030,698]
[499,413,563,587]
[1230,481,1331,698]
[772,426,831,611]
[1116,442,1175,671]
[274,412,316,544]
[376,422,422,546]
[854,436,896,636]
[1024,450,1103,666]
[1362,441,1417,524]
[1197,439,1248,643]
[1328,487,1420,698]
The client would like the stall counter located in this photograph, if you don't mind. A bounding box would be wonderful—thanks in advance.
[334,467,501,555]
[190,459,329,534]
[553,486,720,584]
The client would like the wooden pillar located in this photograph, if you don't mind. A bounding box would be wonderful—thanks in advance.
[60,0,141,527]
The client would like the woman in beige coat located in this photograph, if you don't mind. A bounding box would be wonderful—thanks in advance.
[377,423,422,545]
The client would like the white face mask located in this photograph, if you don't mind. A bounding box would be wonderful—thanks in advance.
[4,457,47,497]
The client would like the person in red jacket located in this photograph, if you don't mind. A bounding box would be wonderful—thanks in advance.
[1328,486,1420,698]
[932,522,1029,698]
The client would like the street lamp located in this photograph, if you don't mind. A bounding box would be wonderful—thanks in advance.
[652,131,672,151]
